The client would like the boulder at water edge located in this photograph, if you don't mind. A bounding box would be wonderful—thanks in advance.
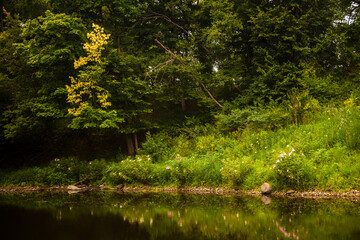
[261,182,272,195]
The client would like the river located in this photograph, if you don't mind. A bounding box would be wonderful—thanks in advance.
[0,191,359,239]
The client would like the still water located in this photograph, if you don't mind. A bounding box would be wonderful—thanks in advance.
[0,191,360,240]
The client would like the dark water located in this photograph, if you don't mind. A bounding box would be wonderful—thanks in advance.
[0,191,360,240]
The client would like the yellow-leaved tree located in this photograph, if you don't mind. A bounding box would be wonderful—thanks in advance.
[66,23,123,129]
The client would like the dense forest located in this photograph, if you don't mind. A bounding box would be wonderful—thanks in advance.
[1,0,360,176]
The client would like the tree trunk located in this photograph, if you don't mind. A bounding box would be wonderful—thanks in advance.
[126,134,134,156]
[134,133,138,154]
[181,96,186,111]
[117,36,121,54]
[0,6,4,32]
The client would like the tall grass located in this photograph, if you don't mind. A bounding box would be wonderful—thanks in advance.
[1,103,360,191]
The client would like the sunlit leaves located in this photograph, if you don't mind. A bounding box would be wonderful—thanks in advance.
[67,24,112,117]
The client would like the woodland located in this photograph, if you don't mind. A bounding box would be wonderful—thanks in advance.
[1,0,360,190]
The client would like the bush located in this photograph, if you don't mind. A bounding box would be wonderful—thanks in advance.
[218,105,290,132]
[272,147,315,190]
[221,156,253,187]
[82,159,107,184]
[49,157,87,182]
[138,132,173,162]
[103,155,153,185]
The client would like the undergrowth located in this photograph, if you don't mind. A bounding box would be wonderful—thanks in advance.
[1,100,360,192]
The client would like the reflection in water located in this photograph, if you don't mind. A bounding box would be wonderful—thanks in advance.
[0,192,360,240]
[261,195,272,204]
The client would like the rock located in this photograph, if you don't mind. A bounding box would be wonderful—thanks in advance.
[67,185,87,194]
[117,184,124,191]
[261,183,272,195]
[67,185,82,191]
[286,190,296,195]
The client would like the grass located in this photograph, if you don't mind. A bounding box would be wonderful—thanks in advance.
[1,104,360,192]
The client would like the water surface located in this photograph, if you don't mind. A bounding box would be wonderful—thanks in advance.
[0,191,359,239]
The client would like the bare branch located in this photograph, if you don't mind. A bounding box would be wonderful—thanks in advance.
[146,59,174,75]
[147,10,221,66]
[154,39,223,108]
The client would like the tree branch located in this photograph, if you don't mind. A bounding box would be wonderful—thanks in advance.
[154,39,223,108]
[147,10,221,66]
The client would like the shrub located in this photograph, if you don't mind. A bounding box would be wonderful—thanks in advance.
[103,155,153,185]
[138,132,173,162]
[221,156,253,187]
[2,167,41,186]
[190,154,224,186]
[49,157,87,182]
[85,159,107,184]
[218,106,290,133]
[272,147,315,190]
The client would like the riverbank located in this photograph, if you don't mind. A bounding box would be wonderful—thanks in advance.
[2,104,360,192]
[1,185,360,201]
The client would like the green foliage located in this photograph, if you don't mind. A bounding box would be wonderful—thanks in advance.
[218,105,290,132]
[1,11,86,140]
[85,159,107,184]
[49,157,87,182]
[103,155,153,185]
[1,0,360,190]
[0,167,69,186]
[138,132,172,162]
[221,156,253,187]
[272,148,315,190]
[286,89,321,126]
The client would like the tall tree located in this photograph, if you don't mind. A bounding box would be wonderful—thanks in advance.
[1,11,86,140]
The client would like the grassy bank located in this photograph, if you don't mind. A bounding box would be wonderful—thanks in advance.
[1,102,360,192]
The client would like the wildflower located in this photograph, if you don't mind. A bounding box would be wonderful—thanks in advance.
[89,162,92,165]
[273,164,276,168]
[166,166,171,170]
[276,160,281,163]
[68,167,71,171]
[292,148,295,152]
[118,172,121,176]
[234,170,237,172]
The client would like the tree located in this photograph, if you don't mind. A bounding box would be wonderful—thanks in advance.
[66,23,123,129]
